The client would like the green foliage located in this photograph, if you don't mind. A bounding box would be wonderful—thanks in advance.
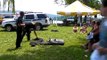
[64,0,101,9]
[87,0,101,9]
[0,25,91,60]
[65,0,84,4]
[64,0,75,4]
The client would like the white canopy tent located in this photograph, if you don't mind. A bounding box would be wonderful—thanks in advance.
[57,0,100,16]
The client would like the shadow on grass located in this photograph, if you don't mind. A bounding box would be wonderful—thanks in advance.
[7,47,23,52]
[7,48,16,51]
[1,45,89,60]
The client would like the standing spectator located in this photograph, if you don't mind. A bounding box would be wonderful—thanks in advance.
[90,0,107,60]
[15,11,25,49]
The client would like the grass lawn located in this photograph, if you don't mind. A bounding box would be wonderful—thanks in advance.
[0,25,91,60]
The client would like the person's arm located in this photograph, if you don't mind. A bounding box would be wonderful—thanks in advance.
[93,28,99,35]
[92,42,99,49]
[92,42,107,54]
[16,17,25,27]
[20,23,25,26]
[98,47,107,54]
[97,21,107,54]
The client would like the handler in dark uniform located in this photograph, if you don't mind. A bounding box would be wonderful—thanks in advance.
[22,23,32,41]
[16,11,25,49]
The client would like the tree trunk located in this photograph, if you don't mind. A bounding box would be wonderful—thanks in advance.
[12,0,15,14]
[8,1,9,12]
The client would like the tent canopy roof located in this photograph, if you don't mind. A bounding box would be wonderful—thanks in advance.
[57,0,100,16]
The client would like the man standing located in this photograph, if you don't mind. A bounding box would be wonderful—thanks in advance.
[16,11,25,49]
[90,0,107,60]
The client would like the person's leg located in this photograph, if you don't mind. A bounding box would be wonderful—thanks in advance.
[16,30,22,48]
[88,42,93,52]
[22,30,26,40]
[26,30,31,41]
[85,39,93,52]
[83,41,89,49]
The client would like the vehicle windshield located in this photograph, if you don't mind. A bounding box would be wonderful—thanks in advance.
[37,14,47,18]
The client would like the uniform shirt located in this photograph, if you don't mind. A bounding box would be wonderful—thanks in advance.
[16,16,23,27]
[99,18,107,48]
[16,16,24,31]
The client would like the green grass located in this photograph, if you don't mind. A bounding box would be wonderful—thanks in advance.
[0,25,91,60]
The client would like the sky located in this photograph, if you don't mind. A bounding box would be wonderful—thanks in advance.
[15,0,65,14]
[1,0,101,14]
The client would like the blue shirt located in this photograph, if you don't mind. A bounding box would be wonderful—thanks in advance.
[99,18,107,48]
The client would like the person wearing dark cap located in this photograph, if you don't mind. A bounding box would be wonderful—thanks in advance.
[15,11,25,49]
[90,0,107,60]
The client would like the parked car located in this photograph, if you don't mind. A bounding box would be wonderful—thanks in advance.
[1,12,51,31]
[67,17,74,22]
[67,17,75,24]
[62,17,75,26]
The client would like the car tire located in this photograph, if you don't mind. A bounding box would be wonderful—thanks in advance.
[35,23,42,31]
[5,25,13,31]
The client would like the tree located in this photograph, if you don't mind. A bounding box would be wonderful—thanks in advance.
[3,0,15,14]
[65,0,102,9]
[81,0,101,9]
[64,0,75,5]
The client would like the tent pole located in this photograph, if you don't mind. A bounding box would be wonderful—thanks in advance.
[77,15,81,26]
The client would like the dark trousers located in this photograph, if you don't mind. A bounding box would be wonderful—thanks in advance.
[16,28,23,48]
[22,28,31,41]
